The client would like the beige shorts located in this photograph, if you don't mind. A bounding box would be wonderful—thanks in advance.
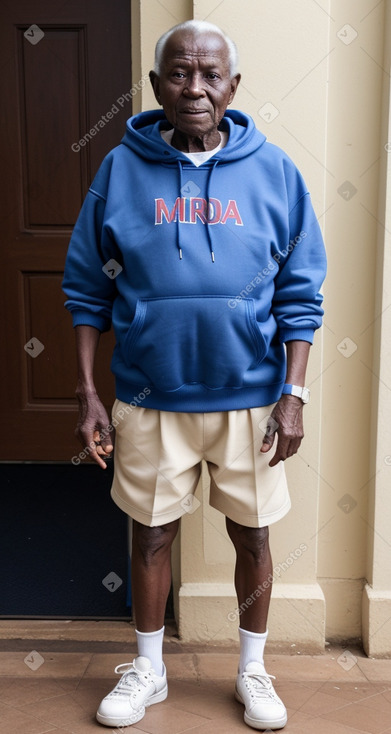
[110,400,291,528]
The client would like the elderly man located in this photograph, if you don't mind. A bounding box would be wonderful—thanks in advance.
[63,19,326,731]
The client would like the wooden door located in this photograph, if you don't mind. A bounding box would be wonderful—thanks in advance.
[0,0,132,460]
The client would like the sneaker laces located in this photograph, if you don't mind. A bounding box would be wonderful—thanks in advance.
[242,671,279,704]
[106,662,152,699]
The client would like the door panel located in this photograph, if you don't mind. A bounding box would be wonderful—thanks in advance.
[0,0,132,460]
[19,25,87,227]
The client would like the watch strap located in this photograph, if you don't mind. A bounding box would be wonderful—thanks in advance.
[282,384,310,403]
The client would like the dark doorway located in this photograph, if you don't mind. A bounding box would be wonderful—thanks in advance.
[0,464,130,618]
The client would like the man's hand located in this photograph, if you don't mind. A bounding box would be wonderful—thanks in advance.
[260,394,304,467]
[75,388,114,469]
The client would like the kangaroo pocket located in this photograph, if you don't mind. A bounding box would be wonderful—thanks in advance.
[122,295,269,392]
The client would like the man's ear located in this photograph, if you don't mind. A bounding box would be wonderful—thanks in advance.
[149,70,161,105]
[228,73,241,104]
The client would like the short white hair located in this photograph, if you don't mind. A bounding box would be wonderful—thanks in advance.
[154,20,239,77]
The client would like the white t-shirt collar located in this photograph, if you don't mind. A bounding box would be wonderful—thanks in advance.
[160,128,228,167]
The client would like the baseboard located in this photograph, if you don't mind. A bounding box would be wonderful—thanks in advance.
[178,582,325,652]
[362,583,391,657]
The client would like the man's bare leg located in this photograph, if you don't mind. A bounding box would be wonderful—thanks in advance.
[226,518,272,673]
[226,518,272,632]
[131,519,180,631]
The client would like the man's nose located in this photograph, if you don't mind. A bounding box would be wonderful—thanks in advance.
[183,73,206,96]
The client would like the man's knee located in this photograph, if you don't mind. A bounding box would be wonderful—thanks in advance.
[226,518,270,563]
[133,519,179,565]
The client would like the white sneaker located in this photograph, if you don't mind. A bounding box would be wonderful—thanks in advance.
[235,662,287,730]
[96,655,168,727]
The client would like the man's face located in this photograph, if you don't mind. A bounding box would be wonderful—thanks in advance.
[150,30,240,140]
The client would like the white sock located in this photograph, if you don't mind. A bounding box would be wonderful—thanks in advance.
[135,626,165,676]
[239,627,268,674]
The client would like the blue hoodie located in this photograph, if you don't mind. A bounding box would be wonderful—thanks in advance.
[63,109,326,412]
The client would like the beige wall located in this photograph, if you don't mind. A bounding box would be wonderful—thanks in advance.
[132,0,391,655]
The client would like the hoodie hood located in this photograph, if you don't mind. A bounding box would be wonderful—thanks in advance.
[120,109,267,262]
[120,109,266,163]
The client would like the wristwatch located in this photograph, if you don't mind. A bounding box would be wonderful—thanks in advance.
[282,384,310,404]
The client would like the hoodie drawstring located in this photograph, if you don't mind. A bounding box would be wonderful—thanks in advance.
[206,160,219,263]
[176,159,218,263]
[177,161,184,260]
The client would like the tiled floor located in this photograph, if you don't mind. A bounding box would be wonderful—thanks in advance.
[1,639,391,733]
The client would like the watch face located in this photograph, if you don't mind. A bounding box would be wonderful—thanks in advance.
[301,387,310,403]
